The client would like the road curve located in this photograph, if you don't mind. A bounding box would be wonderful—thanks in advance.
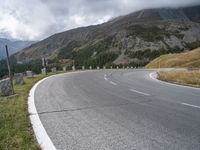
[34,69,200,150]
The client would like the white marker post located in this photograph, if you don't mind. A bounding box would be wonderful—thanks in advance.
[82,66,85,70]
[72,66,75,71]
[63,66,66,72]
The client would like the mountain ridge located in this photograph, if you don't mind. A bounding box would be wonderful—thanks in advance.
[14,5,200,67]
[0,38,35,60]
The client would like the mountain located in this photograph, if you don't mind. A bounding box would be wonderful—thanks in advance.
[146,47,200,68]
[0,38,35,59]
[14,5,200,67]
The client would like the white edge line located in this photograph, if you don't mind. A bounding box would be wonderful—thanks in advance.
[28,71,89,150]
[149,72,200,90]
[129,89,150,96]
[28,76,57,150]
[181,103,200,109]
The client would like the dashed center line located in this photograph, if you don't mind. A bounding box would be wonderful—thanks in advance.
[109,81,117,85]
[129,89,150,96]
[104,74,108,80]
[181,103,200,109]
[104,77,108,81]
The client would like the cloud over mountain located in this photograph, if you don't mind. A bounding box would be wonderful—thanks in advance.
[0,0,200,40]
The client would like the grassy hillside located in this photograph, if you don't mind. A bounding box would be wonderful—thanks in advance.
[146,47,200,68]
[157,70,200,88]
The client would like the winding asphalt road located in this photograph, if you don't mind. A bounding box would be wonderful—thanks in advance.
[34,69,200,150]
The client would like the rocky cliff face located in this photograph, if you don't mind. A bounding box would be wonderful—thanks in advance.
[15,5,200,66]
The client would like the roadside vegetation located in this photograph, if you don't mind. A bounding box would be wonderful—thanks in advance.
[146,47,200,68]
[0,71,63,149]
[0,58,43,79]
[147,47,200,88]
[157,70,200,88]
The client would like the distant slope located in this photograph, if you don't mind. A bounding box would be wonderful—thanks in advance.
[15,5,200,67]
[146,47,200,68]
[0,38,35,59]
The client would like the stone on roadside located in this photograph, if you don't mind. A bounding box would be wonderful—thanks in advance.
[26,71,33,77]
[14,73,24,85]
[0,78,13,96]
[51,67,57,72]
[41,68,47,75]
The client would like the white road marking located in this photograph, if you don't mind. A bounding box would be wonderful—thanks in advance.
[181,103,200,109]
[110,81,117,85]
[29,76,57,150]
[29,71,90,150]
[129,89,150,96]
[104,74,108,81]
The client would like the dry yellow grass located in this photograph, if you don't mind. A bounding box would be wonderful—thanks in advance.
[146,47,200,68]
[157,70,200,88]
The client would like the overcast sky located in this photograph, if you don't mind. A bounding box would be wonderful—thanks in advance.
[0,0,199,41]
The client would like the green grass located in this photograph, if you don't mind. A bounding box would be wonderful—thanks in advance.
[0,71,63,149]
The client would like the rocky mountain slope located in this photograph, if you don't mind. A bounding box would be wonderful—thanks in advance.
[15,5,200,67]
[0,38,35,60]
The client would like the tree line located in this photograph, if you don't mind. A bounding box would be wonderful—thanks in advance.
[0,57,42,79]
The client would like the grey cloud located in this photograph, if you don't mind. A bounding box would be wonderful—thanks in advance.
[0,0,200,40]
